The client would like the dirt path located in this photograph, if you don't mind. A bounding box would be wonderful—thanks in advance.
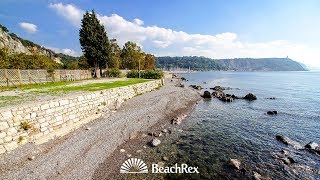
[0,78,200,180]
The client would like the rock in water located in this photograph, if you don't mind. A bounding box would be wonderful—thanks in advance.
[220,96,233,102]
[252,171,262,180]
[243,93,257,101]
[275,135,303,149]
[305,142,319,150]
[212,90,225,98]
[305,142,320,154]
[229,158,241,170]
[210,86,225,91]
[267,111,278,115]
[202,91,212,98]
[276,135,290,145]
[151,138,161,147]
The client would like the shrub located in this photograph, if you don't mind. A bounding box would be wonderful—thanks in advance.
[126,70,164,79]
[141,70,164,79]
[126,70,139,78]
[20,122,32,130]
[104,68,121,77]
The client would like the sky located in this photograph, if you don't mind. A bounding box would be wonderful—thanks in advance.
[0,0,320,69]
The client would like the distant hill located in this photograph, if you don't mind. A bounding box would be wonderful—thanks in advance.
[156,56,225,71]
[156,56,307,71]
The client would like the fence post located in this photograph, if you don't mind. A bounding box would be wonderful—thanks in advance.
[4,69,9,87]
[27,70,31,85]
[17,69,22,86]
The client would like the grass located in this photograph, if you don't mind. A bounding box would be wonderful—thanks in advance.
[31,78,150,93]
[0,78,151,107]
[0,96,24,107]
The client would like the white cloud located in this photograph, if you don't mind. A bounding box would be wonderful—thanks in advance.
[49,3,83,27]
[19,22,37,34]
[49,3,320,69]
[46,46,79,56]
[133,18,144,26]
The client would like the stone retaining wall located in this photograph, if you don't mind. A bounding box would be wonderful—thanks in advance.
[0,79,163,154]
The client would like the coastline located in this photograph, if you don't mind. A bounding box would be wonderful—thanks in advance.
[0,77,201,179]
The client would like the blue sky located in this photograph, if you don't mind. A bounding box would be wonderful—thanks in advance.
[0,0,319,69]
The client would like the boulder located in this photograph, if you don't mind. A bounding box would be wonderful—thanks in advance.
[243,93,257,101]
[151,138,161,147]
[202,91,212,98]
[212,90,225,98]
[229,158,241,170]
[220,96,233,102]
[189,85,202,90]
[181,77,186,81]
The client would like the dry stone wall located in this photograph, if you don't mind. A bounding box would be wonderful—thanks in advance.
[0,79,163,154]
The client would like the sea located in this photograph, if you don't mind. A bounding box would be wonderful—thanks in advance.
[150,71,320,179]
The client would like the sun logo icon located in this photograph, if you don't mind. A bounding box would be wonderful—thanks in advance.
[120,158,148,173]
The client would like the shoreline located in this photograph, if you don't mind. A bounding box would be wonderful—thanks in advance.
[0,77,201,179]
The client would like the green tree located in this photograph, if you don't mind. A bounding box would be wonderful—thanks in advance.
[144,53,156,70]
[0,48,10,69]
[109,39,121,69]
[79,10,111,77]
[121,41,144,70]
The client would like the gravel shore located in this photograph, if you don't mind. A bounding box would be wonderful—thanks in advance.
[0,78,200,179]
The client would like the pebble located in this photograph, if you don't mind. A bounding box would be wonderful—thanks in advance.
[28,156,35,161]
[151,138,161,147]
[126,154,132,158]
[85,127,91,130]
[120,149,125,153]
[162,156,169,161]
[253,171,262,180]
[136,150,142,153]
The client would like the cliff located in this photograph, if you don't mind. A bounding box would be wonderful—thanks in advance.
[0,26,62,64]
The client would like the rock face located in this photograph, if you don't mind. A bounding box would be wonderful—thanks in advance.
[0,28,30,54]
[243,93,257,101]
[0,28,61,63]
[151,138,161,147]
[202,91,212,98]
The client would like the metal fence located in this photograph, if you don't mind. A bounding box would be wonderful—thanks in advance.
[0,69,91,87]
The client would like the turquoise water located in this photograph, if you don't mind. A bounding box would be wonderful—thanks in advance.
[164,71,320,179]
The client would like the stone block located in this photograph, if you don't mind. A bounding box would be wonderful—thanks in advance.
[0,132,6,139]
[59,100,69,106]
[4,142,18,151]
[40,104,50,110]
[0,145,6,154]
[6,127,17,136]
[0,122,9,131]
[1,111,13,120]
